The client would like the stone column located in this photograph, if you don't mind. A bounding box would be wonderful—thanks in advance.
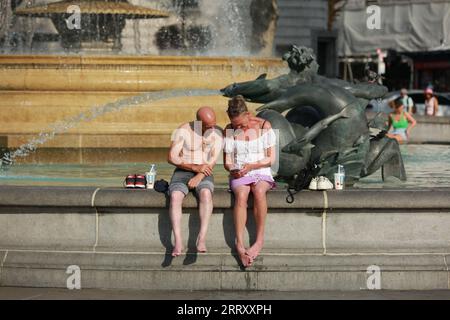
[0,0,11,41]
[250,0,278,56]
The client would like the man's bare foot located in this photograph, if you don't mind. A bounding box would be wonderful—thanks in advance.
[171,243,183,257]
[246,241,263,260]
[236,245,253,267]
[196,236,207,253]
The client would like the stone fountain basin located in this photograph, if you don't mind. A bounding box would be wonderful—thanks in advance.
[1,55,450,166]
[0,55,285,154]
[0,186,449,291]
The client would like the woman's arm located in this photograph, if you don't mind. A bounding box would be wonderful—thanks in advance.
[405,112,417,137]
[246,146,275,171]
[434,98,439,116]
[405,112,417,127]
[387,114,393,132]
[223,124,236,173]
[224,150,234,172]
[244,157,271,172]
[224,145,241,179]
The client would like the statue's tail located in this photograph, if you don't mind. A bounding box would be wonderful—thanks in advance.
[382,151,407,181]
[363,137,407,181]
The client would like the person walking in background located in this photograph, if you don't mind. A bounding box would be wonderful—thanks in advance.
[167,107,223,257]
[400,88,415,114]
[387,98,417,144]
[424,88,439,116]
[223,95,276,268]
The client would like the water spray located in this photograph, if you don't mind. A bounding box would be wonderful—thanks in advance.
[0,89,220,170]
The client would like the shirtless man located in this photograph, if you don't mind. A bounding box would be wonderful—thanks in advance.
[167,107,223,257]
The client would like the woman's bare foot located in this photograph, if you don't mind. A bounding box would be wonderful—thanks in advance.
[196,236,207,253]
[246,241,263,260]
[236,245,253,267]
[171,243,183,257]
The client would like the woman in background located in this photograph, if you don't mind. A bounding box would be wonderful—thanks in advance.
[424,88,439,116]
[387,97,416,144]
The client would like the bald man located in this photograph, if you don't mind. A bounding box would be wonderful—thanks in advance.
[167,107,223,257]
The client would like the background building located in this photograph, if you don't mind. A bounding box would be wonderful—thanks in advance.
[336,0,450,91]
[274,0,338,78]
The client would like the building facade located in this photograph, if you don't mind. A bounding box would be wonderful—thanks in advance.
[337,0,450,91]
[274,0,338,77]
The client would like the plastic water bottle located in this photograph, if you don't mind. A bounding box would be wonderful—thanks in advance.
[146,164,156,189]
[334,165,345,190]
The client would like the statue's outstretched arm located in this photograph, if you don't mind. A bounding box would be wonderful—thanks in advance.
[257,82,356,116]
[221,74,290,103]
[320,76,388,100]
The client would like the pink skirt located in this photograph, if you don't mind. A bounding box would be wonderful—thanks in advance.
[230,174,276,191]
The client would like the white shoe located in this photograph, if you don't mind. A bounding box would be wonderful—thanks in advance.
[317,176,334,190]
[308,177,319,190]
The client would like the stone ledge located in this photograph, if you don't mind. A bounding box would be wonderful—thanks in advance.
[1,185,450,210]
[0,186,98,208]
[413,115,450,125]
[0,55,283,67]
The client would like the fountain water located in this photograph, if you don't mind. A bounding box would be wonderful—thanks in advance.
[0,0,283,172]
[0,0,259,55]
[1,88,219,167]
[9,0,170,52]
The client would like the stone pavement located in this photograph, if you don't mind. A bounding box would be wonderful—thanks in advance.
[1,287,450,300]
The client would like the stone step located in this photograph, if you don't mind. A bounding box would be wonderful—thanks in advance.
[1,250,448,291]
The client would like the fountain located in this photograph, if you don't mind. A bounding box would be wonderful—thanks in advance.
[13,0,170,51]
[155,0,212,53]
[0,0,448,187]
[0,0,285,170]
[1,0,450,294]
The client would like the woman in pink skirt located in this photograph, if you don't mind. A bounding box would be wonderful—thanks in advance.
[223,95,276,267]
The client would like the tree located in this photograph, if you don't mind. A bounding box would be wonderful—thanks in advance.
[327,0,348,31]
[250,0,278,55]
[0,0,10,38]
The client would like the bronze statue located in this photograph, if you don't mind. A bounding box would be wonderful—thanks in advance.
[221,45,406,189]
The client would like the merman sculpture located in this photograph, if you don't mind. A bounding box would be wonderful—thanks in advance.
[221,45,406,189]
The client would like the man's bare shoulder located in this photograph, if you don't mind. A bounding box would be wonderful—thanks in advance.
[171,122,193,143]
[178,122,192,130]
[204,125,224,139]
[213,125,224,135]
[223,123,234,134]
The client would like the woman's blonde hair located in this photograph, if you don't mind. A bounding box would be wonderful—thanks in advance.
[227,95,248,118]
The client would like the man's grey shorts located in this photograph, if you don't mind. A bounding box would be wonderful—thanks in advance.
[168,168,214,196]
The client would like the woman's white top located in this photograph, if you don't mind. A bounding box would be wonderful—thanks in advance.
[224,129,277,177]
[425,97,437,116]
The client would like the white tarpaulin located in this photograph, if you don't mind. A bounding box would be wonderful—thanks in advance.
[337,0,450,56]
